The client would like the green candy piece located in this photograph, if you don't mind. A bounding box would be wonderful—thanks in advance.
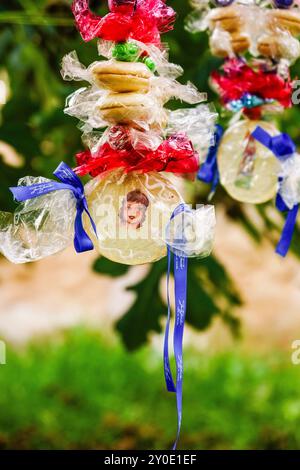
[143,57,156,72]
[112,42,140,62]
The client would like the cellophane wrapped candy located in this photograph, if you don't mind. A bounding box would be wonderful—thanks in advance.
[217,119,280,203]
[187,2,300,63]
[164,204,216,258]
[83,170,182,264]
[72,0,176,46]
[210,58,293,119]
[61,47,207,132]
[279,154,300,209]
[0,0,217,268]
[0,177,76,264]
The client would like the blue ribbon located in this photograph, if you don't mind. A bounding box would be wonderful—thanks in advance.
[164,203,189,449]
[198,125,223,196]
[275,191,299,257]
[251,126,296,161]
[9,162,97,253]
[251,126,298,256]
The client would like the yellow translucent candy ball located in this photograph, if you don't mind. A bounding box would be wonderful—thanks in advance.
[217,120,280,204]
[84,170,183,265]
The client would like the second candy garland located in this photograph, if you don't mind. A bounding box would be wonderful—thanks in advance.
[190,0,300,256]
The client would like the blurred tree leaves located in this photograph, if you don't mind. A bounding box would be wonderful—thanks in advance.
[115,259,167,350]
[93,256,130,277]
[94,256,241,350]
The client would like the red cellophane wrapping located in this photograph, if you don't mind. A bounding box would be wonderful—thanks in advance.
[72,0,176,45]
[75,126,198,177]
[211,58,293,110]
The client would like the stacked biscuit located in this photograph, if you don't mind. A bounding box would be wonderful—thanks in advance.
[90,60,163,125]
[61,41,215,154]
[204,4,300,62]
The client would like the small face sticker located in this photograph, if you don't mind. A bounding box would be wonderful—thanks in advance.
[120,190,150,229]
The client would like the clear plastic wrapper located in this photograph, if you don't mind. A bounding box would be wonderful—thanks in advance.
[164,205,216,258]
[82,126,163,155]
[79,102,217,159]
[167,104,217,159]
[61,50,205,131]
[0,177,76,264]
[64,84,167,131]
[187,3,300,62]
[217,119,280,203]
[83,169,183,265]
[279,154,300,209]
[97,39,184,79]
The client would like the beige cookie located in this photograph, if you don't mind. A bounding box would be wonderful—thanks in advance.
[207,6,242,34]
[91,60,152,93]
[268,9,300,36]
[257,34,282,58]
[98,92,165,125]
[257,32,300,61]
[210,32,250,57]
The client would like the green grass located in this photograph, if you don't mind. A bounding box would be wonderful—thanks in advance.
[0,329,300,450]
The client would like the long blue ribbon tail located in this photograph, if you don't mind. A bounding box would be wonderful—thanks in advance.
[163,203,189,449]
[163,248,176,393]
[172,251,188,450]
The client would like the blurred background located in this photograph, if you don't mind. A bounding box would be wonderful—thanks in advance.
[1,0,300,450]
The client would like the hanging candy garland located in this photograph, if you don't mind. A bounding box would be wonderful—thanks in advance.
[0,0,217,448]
[188,0,300,255]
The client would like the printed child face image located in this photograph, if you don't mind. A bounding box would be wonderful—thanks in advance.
[120,190,150,230]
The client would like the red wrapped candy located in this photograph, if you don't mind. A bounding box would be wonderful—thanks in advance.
[211,58,293,110]
[71,0,176,45]
[75,128,199,177]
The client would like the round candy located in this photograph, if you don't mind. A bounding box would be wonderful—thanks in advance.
[112,42,140,62]
[143,56,156,72]
[217,120,280,204]
[84,170,182,265]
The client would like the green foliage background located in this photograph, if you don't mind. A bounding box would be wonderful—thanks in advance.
[1,329,300,450]
[1,0,300,450]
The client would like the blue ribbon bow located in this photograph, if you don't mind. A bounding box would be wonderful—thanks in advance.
[251,126,296,161]
[164,203,189,449]
[10,162,97,253]
[251,126,298,257]
[198,125,223,197]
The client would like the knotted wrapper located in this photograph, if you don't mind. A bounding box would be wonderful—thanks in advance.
[72,0,176,46]
[0,176,76,264]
